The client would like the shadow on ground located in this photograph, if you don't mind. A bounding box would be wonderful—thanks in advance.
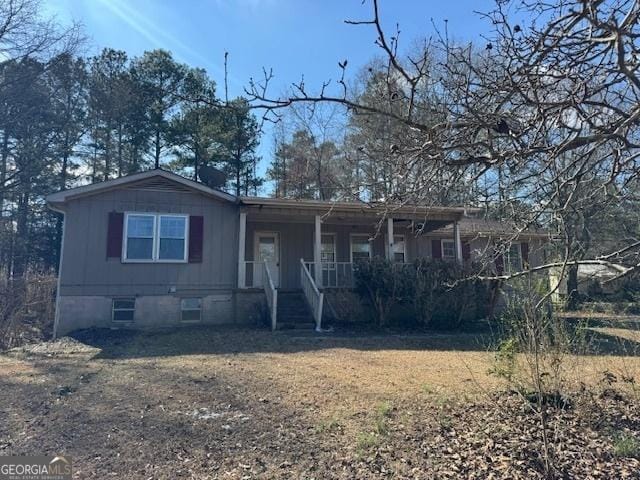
[67,324,496,359]
[62,318,640,360]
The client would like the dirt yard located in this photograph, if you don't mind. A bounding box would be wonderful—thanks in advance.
[0,325,639,479]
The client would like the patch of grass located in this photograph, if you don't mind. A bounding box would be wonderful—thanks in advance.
[356,431,380,452]
[421,383,435,394]
[374,401,392,435]
[434,394,452,408]
[315,417,341,434]
[376,401,392,418]
[374,416,388,436]
[437,412,453,430]
[357,401,393,453]
[613,432,640,459]
[489,337,519,382]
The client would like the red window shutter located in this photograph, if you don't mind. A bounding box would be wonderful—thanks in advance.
[107,212,124,258]
[188,215,204,263]
[462,242,471,260]
[431,239,442,259]
[521,242,529,268]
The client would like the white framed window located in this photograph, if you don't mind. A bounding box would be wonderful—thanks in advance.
[125,214,155,260]
[181,298,202,323]
[350,234,372,262]
[321,233,337,287]
[391,235,406,263]
[158,215,187,260]
[441,239,456,260]
[112,298,135,322]
[123,213,188,263]
[321,234,336,266]
[505,243,523,272]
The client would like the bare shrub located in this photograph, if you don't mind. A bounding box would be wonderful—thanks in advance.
[354,258,491,329]
[0,271,57,349]
[492,276,600,477]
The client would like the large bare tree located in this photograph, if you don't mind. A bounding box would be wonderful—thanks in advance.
[246,0,640,295]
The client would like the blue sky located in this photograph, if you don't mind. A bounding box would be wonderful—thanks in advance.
[43,0,496,178]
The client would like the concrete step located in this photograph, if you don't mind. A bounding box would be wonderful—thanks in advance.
[277,321,315,330]
[276,290,313,326]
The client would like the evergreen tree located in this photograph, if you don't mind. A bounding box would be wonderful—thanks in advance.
[215,98,262,196]
[131,50,186,169]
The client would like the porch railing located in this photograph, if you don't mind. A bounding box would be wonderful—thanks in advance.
[263,262,278,331]
[300,258,323,330]
[304,262,355,288]
[242,261,275,288]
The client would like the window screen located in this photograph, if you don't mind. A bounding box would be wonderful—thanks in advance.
[159,216,187,260]
[351,235,371,262]
[112,298,135,322]
[506,244,523,272]
[126,215,154,260]
[442,240,456,260]
[124,213,188,262]
[392,235,405,263]
[181,298,202,322]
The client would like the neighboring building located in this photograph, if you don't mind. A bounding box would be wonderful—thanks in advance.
[46,169,548,336]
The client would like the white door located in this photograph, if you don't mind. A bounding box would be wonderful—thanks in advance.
[254,232,280,288]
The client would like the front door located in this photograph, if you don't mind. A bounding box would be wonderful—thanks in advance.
[254,232,280,288]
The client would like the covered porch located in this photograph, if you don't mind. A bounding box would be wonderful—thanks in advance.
[235,197,472,330]
[237,199,468,291]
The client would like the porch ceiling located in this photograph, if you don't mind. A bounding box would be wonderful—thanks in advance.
[242,202,468,224]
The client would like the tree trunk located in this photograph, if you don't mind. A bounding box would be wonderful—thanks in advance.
[235,150,241,197]
[194,140,199,181]
[13,190,29,279]
[566,264,579,311]
[117,125,123,177]
[54,149,69,273]
[104,127,111,181]
[0,130,9,213]
[154,129,161,169]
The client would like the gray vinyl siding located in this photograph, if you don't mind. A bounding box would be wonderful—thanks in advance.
[59,188,238,296]
[245,221,314,289]
[245,221,394,289]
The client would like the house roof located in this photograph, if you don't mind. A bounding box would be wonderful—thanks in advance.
[46,169,237,208]
[239,196,479,218]
[430,217,551,239]
[45,168,478,220]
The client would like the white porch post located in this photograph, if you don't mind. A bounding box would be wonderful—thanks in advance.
[238,211,247,288]
[454,219,463,264]
[314,215,322,287]
[387,217,395,261]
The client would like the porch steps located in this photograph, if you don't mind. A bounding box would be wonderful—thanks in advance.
[276,291,315,330]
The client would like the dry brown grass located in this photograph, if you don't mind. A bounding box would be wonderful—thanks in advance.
[0,327,638,478]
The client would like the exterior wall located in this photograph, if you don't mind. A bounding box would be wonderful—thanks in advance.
[56,184,244,335]
[414,235,546,268]
[242,220,551,290]
[245,220,390,288]
[55,180,548,334]
[59,188,239,296]
[245,221,313,289]
[56,291,262,336]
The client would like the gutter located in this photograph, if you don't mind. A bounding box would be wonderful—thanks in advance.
[239,197,477,216]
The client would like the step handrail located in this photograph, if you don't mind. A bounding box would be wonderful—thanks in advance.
[263,262,278,331]
[300,258,323,330]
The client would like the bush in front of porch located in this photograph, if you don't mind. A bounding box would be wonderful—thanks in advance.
[353,258,490,329]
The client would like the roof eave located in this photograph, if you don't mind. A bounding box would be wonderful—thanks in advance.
[45,169,237,205]
[239,196,478,216]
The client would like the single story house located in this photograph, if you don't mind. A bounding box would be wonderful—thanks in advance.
[46,169,548,336]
